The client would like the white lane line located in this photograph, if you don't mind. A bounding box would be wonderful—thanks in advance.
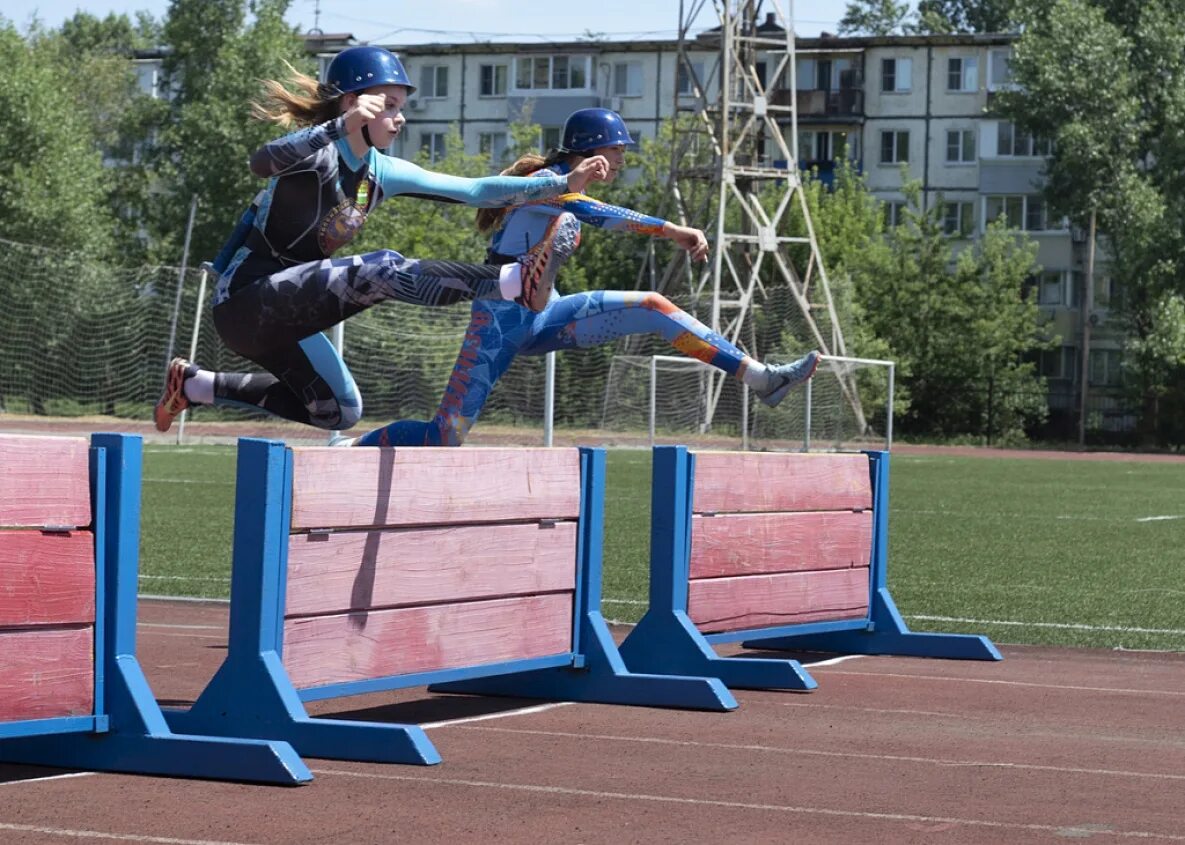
[1136,515,1184,523]
[136,623,222,631]
[311,768,1185,841]
[138,575,229,583]
[139,595,229,604]
[905,615,1185,636]
[802,654,865,667]
[0,772,94,788]
[452,725,1185,783]
[0,824,260,845]
[819,670,1185,697]
[423,702,573,729]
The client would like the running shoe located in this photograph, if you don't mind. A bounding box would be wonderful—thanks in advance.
[756,351,821,408]
[153,357,197,432]
[515,212,580,311]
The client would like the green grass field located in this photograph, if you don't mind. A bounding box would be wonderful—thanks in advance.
[140,445,1185,652]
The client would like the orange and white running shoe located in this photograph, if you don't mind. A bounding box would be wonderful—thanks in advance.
[515,212,580,312]
[153,357,196,432]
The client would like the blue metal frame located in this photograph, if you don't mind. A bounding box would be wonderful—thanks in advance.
[167,440,734,762]
[0,434,309,784]
[617,447,818,691]
[742,451,1002,660]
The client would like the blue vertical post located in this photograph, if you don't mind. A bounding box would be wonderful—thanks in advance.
[616,447,817,691]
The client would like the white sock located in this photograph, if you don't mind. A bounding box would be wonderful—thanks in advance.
[499,263,522,301]
[183,369,215,405]
[740,359,774,392]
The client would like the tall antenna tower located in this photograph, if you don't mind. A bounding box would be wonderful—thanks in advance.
[656,0,866,431]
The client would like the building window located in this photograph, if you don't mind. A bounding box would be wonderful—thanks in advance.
[1038,270,1065,305]
[420,65,449,98]
[479,64,507,97]
[541,126,562,153]
[1039,346,1077,379]
[420,132,446,163]
[479,131,509,163]
[996,122,1051,157]
[1089,349,1122,386]
[947,57,977,92]
[879,130,909,164]
[945,129,976,163]
[677,59,706,96]
[514,55,591,92]
[880,57,911,93]
[800,130,859,162]
[884,200,907,227]
[613,62,643,97]
[942,201,974,237]
[988,49,1013,90]
[985,195,1052,231]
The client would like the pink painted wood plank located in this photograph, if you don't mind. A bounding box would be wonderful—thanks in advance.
[691,451,872,514]
[290,447,581,530]
[282,593,573,690]
[285,521,578,617]
[0,626,94,722]
[688,567,871,634]
[690,510,873,580]
[0,531,95,628]
[0,435,90,529]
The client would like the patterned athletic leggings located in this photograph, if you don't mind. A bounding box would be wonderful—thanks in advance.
[211,249,503,430]
[356,289,751,447]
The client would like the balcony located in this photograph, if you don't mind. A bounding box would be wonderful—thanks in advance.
[770,88,864,121]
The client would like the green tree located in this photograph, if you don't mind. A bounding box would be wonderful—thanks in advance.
[838,0,912,35]
[913,0,1019,33]
[996,0,1185,444]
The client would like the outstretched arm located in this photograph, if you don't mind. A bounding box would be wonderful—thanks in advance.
[374,155,609,208]
[539,193,711,261]
[248,117,346,177]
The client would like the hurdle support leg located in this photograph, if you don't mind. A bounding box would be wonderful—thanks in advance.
[743,587,1002,660]
[431,448,736,712]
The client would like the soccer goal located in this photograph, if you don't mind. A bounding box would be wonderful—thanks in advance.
[599,353,895,451]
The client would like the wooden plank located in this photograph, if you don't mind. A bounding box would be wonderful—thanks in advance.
[290,447,581,530]
[0,531,95,628]
[286,521,578,617]
[0,627,94,722]
[688,568,870,634]
[283,593,574,690]
[0,435,90,529]
[691,451,872,514]
[690,510,873,580]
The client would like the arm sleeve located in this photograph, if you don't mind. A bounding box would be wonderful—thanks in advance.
[248,116,347,177]
[373,155,569,207]
[539,193,668,236]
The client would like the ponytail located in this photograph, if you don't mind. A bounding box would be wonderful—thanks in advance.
[475,149,571,234]
[251,60,342,128]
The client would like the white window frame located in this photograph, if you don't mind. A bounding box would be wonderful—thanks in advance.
[880,57,912,93]
[1089,348,1122,386]
[1039,345,1077,379]
[946,56,978,92]
[984,195,1059,233]
[945,128,976,164]
[478,131,509,163]
[884,200,907,227]
[420,131,447,163]
[612,61,643,97]
[512,54,593,94]
[420,65,449,99]
[879,130,910,164]
[996,122,1051,158]
[1037,270,1066,305]
[942,201,975,237]
[541,126,562,153]
[677,59,706,96]
[479,64,507,97]
[988,48,1014,91]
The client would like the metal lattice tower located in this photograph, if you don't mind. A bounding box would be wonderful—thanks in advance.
[652,0,866,431]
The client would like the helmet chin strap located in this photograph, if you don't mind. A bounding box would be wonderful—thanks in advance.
[361,124,375,148]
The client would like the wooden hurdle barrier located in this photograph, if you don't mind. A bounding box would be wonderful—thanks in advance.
[0,433,309,785]
[618,447,1001,691]
[165,438,735,767]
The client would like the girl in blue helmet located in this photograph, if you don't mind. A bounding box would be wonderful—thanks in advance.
[153,46,608,434]
[347,107,819,448]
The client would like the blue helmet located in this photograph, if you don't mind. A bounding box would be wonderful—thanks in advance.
[559,108,635,153]
[326,46,416,96]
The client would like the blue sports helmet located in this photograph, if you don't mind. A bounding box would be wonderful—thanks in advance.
[326,46,416,96]
[558,108,636,153]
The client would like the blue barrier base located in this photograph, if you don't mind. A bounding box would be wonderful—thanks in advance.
[740,588,1003,661]
[163,651,441,766]
[432,611,737,711]
[617,608,817,692]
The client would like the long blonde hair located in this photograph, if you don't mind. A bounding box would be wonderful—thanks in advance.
[475,150,571,234]
[251,61,342,128]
